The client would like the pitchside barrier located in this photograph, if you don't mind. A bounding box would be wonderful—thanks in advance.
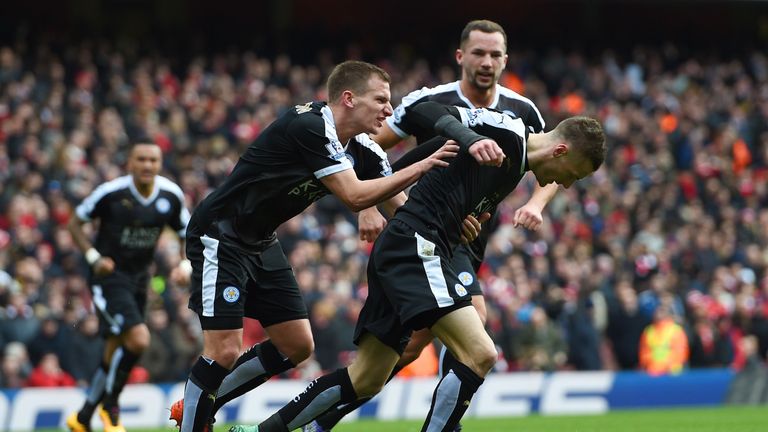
[0,369,741,431]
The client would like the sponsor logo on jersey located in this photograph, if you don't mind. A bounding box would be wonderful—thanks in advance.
[458,271,474,286]
[466,108,482,126]
[223,286,240,303]
[295,102,312,114]
[155,197,171,213]
[379,159,392,176]
[454,283,468,297]
[393,104,405,123]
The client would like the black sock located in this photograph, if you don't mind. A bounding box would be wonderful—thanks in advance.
[102,346,141,409]
[259,368,358,432]
[315,363,403,429]
[420,360,484,432]
[181,356,230,432]
[212,340,294,414]
[77,362,109,423]
[439,345,456,379]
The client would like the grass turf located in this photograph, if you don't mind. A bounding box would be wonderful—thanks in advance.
[35,405,768,432]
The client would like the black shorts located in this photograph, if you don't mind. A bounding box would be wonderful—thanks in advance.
[186,223,307,330]
[451,245,482,296]
[354,219,472,354]
[89,270,149,336]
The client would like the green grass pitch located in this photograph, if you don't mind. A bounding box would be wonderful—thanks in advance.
[38,405,768,432]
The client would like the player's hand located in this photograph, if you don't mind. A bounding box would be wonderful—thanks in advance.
[469,139,505,167]
[170,259,192,286]
[93,256,115,277]
[358,207,387,242]
[512,202,544,231]
[460,212,491,244]
[419,140,459,172]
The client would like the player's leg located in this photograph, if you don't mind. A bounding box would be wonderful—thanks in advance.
[209,240,313,414]
[438,294,487,381]
[422,306,496,432]
[244,333,400,432]
[177,229,249,432]
[67,334,120,432]
[211,318,312,413]
[310,328,434,431]
[438,247,487,382]
[99,322,150,431]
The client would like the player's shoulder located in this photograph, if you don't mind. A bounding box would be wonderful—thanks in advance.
[155,176,185,200]
[91,175,132,198]
[353,133,388,160]
[496,85,538,108]
[402,81,461,104]
[287,101,332,133]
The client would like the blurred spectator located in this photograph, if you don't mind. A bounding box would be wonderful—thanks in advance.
[639,305,689,376]
[607,280,650,370]
[514,306,567,371]
[0,342,32,388]
[65,313,104,385]
[25,352,76,387]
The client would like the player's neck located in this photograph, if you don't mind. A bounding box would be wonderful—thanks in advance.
[524,134,546,169]
[329,104,356,144]
[460,80,495,108]
[133,178,155,198]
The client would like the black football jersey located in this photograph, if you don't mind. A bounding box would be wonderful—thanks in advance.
[387,81,544,142]
[386,82,544,269]
[75,175,190,274]
[192,101,393,246]
[394,106,529,256]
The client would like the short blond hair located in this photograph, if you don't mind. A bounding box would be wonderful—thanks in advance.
[327,60,390,102]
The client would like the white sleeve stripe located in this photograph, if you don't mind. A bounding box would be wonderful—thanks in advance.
[314,159,353,178]
[74,176,132,222]
[497,86,546,129]
[385,117,409,138]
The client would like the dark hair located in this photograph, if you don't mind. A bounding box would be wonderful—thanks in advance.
[326,60,390,102]
[460,20,507,49]
[554,116,607,170]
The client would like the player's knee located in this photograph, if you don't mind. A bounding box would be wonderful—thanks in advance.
[398,347,422,367]
[473,344,497,376]
[212,346,242,369]
[123,325,150,353]
[352,373,387,398]
[276,336,314,365]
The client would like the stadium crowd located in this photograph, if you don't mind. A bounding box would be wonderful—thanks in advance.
[1,36,767,389]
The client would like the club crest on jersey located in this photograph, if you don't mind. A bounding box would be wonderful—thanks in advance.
[454,283,468,297]
[155,197,171,213]
[223,286,240,303]
[458,271,474,286]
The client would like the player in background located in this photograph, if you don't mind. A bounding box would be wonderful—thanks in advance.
[66,139,191,432]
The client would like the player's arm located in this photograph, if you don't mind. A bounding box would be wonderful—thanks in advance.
[320,141,458,212]
[513,182,558,231]
[407,101,505,166]
[67,213,114,277]
[357,191,407,243]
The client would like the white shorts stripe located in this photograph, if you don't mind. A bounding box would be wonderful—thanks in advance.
[200,235,220,317]
[415,232,454,307]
